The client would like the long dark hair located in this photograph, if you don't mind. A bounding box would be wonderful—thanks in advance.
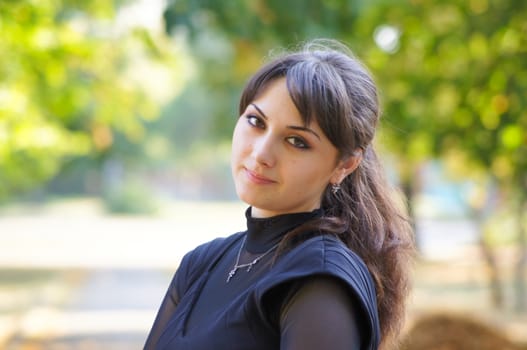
[239,39,414,349]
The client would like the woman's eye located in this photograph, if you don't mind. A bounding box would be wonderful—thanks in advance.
[286,136,310,149]
[246,115,265,129]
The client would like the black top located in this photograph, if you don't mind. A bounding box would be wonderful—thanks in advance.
[144,208,380,350]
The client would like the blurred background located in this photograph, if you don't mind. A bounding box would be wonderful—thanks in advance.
[0,0,526,349]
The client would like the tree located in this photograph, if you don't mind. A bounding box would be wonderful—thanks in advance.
[0,0,184,200]
[358,0,527,311]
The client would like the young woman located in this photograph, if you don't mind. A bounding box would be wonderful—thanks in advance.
[144,39,414,350]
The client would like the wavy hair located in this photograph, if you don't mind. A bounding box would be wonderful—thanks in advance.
[239,39,414,349]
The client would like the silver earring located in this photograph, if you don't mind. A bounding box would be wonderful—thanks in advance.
[331,183,341,194]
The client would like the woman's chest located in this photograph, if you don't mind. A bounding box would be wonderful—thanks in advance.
[158,256,278,350]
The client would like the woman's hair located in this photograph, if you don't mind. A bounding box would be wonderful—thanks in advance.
[239,39,414,349]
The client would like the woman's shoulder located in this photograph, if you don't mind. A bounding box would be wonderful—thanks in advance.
[255,234,381,345]
[172,232,244,296]
[181,231,244,268]
[268,235,377,309]
[279,234,371,277]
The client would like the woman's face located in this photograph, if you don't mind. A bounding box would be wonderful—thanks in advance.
[231,78,344,218]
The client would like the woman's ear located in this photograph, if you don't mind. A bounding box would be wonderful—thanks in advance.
[330,149,363,184]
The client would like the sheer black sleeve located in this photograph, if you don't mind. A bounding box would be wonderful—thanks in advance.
[143,274,180,350]
[278,276,365,350]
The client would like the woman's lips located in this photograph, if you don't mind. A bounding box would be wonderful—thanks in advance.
[244,168,276,184]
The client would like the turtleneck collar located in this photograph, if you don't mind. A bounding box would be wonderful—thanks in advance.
[244,207,323,253]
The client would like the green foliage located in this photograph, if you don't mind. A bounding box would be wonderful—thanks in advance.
[361,0,527,191]
[103,177,159,214]
[0,0,182,200]
[164,0,372,44]
[164,0,527,194]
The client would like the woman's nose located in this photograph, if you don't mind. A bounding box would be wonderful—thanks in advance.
[251,134,276,167]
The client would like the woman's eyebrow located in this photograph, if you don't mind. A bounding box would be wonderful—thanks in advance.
[250,103,268,119]
[287,125,321,140]
[250,103,321,140]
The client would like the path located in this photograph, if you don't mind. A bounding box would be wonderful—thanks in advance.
[5,269,171,350]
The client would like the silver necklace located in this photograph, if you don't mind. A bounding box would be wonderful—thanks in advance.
[226,235,279,283]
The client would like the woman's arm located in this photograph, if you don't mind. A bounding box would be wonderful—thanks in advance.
[143,278,180,350]
[279,276,364,350]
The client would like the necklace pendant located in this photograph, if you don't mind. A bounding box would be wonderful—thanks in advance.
[226,235,279,283]
[226,267,237,283]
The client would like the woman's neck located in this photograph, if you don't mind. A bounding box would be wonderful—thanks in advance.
[244,207,323,253]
